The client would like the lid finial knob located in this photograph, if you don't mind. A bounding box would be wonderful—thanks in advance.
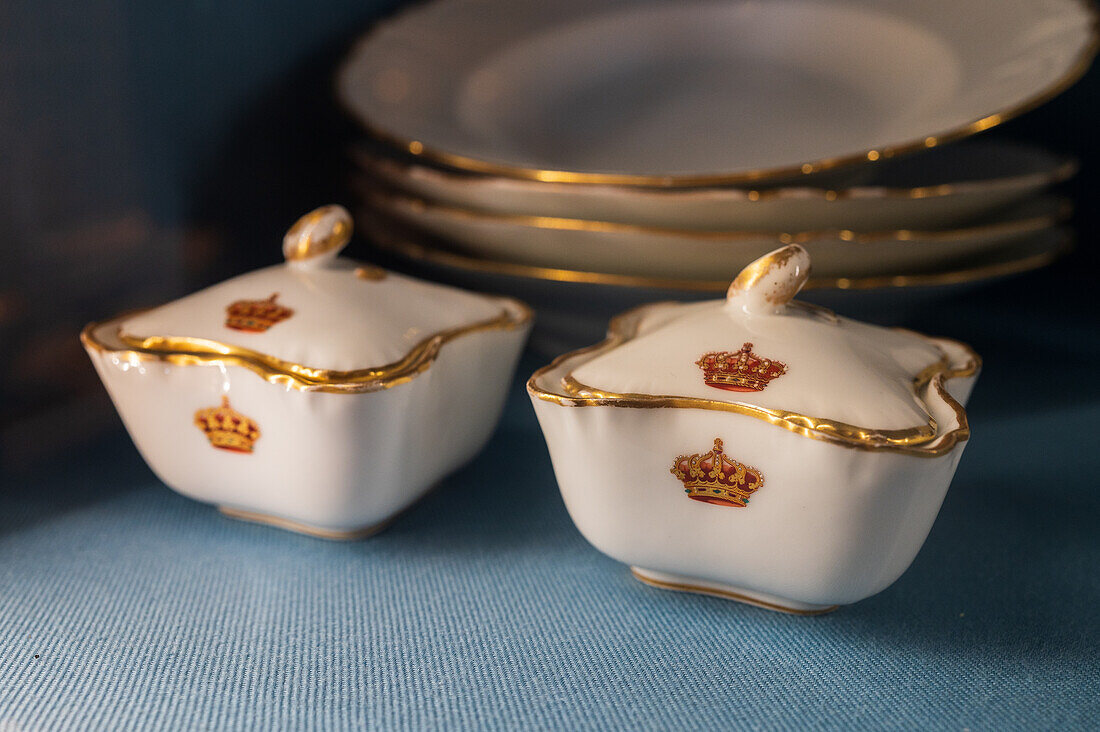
[283,205,353,267]
[726,244,811,314]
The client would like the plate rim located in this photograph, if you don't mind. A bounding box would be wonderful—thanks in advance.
[360,216,1075,292]
[337,0,1099,187]
[360,185,1073,243]
[349,143,1080,203]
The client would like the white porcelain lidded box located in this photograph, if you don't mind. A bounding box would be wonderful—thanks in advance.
[528,244,979,614]
[83,206,531,538]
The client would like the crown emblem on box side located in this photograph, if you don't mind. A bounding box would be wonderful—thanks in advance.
[225,293,294,332]
[670,438,763,507]
[194,396,260,453]
[696,342,787,392]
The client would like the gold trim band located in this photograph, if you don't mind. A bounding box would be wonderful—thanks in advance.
[363,217,1075,293]
[82,300,532,394]
[630,568,839,615]
[364,186,1072,242]
[527,303,980,457]
[219,506,394,540]
[351,145,1079,204]
[558,374,939,448]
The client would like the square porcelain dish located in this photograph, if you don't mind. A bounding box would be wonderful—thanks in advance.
[528,245,979,613]
[83,206,531,538]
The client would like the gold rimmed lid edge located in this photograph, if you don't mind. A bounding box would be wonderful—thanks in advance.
[527,302,980,457]
[82,299,532,394]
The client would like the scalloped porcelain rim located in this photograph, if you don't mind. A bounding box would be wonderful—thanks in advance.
[336,0,1099,186]
[526,301,980,456]
[82,296,533,394]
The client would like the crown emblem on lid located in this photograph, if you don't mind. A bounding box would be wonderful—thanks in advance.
[194,396,260,453]
[670,438,763,507]
[696,343,787,392]
[225,293,294,333]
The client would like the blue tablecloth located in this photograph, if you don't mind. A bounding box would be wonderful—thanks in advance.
[2,272,1099,730]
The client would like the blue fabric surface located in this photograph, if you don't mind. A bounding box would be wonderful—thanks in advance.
[2,338,1099,729]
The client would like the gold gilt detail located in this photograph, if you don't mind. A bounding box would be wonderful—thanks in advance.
[528,303,980,457]
[365,188,1072,243]
[82,301,532,394]
[670,438,763,507]
[630,569,838,615]
[560,374,938,448]
[353,147,1078,205]
[355,265,388,281]
[283,205,353,261]
[363,217,1074,293]
[194,396,260,453]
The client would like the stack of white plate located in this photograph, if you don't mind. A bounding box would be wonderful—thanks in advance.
[337,0,1096,349]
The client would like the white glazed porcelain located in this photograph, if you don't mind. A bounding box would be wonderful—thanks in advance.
[83,206,532,539]
[362,213,1073,355]
[363,187,1069,279]
[528,245,980,613]
[353,141,1078,231]
[337,0,1096,185]
[373,224,1071,363]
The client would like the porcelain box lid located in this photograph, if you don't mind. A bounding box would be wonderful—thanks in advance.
[116,206,524,380]
[566,245,963,447]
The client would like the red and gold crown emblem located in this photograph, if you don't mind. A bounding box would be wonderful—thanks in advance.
[225,293,293,333]
[696,342,787,392]
[670,438,763,507]
[194,396,260,453]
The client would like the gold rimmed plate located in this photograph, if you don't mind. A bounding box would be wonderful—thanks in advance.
[352,140,1078,232]
[337,0,1097,186]
[359,215,1074,354]
[361,216,1074,293]
[359,185,1072,281]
